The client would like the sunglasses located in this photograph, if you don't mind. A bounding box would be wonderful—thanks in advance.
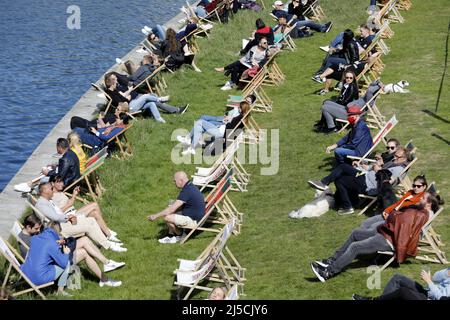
[345,76,354,79]
[413,184,424,188]
[386,146,396,150]
[261,41,268,44]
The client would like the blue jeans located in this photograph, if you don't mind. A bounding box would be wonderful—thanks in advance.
[153,24,166,41]
[199,115,224,126]
[330,32,344,48]
[73,127,103,148]
[129,94,162,120]
[334,147,358,163]
[296,20,327,32]
[196,6,208,18]
[190,119,223,148]
[54,263,71,287]
[324,56,347,71]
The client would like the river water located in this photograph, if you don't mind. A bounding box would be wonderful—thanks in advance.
[0,0,185,191]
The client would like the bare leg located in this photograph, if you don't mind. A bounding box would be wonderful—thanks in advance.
[324,79,333,91]
[77,203,111,237]
[76,236,109,265]
[74,248,102,279]
[164,215,181,235]
[191,59,202,73]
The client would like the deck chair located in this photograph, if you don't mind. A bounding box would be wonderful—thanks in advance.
[181,168,243,244]
[347,115,398,165]
[275,24,297,52]
[106,123,134,160]
[377,0,405,23]
[375,250,396,275]
[1,237,54,300]
[26,200,51,225]
[232,66,273,113]
[417,206,448,264]
[91,82,113,114]
[131,64,168,96]
[373,1,398,38]
[303,0,327,22]
[63,147,108,202]
[356,52,385,92]
[359,22,391,58]
[223,105,261,145]
[185,0,231,24]
[396,0,412,10]
[336,86,385,133]
[225,283,239,300]
[193,133,249,192]
[10,221,29,257]
[175,218,246,300]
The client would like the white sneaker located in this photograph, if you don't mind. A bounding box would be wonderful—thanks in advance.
[176,135,191,146]
[220,81,234,91]
[104,260,126,273]
[143,25,152,33]
[136,48,147,54]
[156,117,166,123]
[158,235,181,244]
[109,229,117,237]
[158,95,170,102]
[288,210,301,219]
[99,278,122,287]
[182,147,196,156]
[115,58,123,64]
[109,242,127,252]
[107,234,122,243]
[14,182,31,193]
[320,45,330,52]
[141,28,149,36]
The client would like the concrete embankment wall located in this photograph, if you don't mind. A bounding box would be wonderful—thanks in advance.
[0,11,187,238]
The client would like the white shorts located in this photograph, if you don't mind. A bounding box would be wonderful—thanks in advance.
[173,214,197,228]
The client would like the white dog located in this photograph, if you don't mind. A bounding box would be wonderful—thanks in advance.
[288,189,335,219]
[383,80,410,94]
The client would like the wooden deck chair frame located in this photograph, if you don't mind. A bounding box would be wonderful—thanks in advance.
[63,148,108,202]
[302,0,327,22]
[356,53,385,92]
[359,22,391,58]
[194,133,250,192]
[224,105,261,145]
[336,88,384,133]
[235,68,273,113]
[417,207,448,264]
[175,219,246,299]
[106,123,134,160]
[375,250,396,275]
[1,236,54,300]
[10,221,29,255]
[91,82,113,114]
[131,63,168,96]
[377,0,405,24]
[374,1,397,38]
[347,114,399,165]
[275,24,297,52]
[181,168,243,243]
[396,0,412,11]
[185,0,231,25]
[26,200,51,225]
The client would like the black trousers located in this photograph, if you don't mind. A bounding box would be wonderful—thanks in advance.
[225,60,248,84]
[70,116,96,130]
[377,274,428,300]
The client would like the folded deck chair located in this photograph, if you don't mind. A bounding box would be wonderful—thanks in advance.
[302,0,327,22]
[91,82,113,114]
[181,168,243,244]
[377,0,405,23]
[175,218,246,300]
[10,221,29,256]
[0,236,54,300]
[63,147,108,202]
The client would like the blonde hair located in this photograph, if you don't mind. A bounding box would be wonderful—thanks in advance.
[67,131,82,148]
[239,101,251,126]
[118,102,130,113]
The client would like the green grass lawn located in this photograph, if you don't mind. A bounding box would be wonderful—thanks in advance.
[3,0,449,300]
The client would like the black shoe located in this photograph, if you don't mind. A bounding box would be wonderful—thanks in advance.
[310,262,334,282]
[323,127,337,135]
[352,294,373,300]
[179,104,189,114]
[308,180,329,191]
[325,21,333,33]
[315,257,335,268]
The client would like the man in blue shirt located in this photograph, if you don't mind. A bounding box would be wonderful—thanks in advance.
[325,105,373,164]
[148,171,205,244]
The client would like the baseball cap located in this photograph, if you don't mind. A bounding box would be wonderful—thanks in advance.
[347,105,363,115]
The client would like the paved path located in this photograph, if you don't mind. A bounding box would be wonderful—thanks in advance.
[0,12,187,238]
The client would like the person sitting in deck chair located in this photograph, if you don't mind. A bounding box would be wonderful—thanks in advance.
[284,0,333,35]
[323,105,373,163]
[176,101,251,155]
[314,69,359,133]
[215,37,270,91]
[147,171,205,244]
[353,267,450,300]
[67,131,87,175]
[35,182,127,253]
[308,146,410,215]
[14,138,81,193]
[50,175,122,244]
[240,18,274,56]
[104,72,188,123]
[207,286,227,300]
[72,112,130,153]
[310,192,439,282]
[70,102,129,131]
[18,213,43,259]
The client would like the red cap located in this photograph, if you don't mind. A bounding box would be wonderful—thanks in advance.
[347,105,362,115]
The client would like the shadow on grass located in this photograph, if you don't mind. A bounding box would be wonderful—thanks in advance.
[317,156,335,170]
[431,133,450,146]
[421,109,450,124]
